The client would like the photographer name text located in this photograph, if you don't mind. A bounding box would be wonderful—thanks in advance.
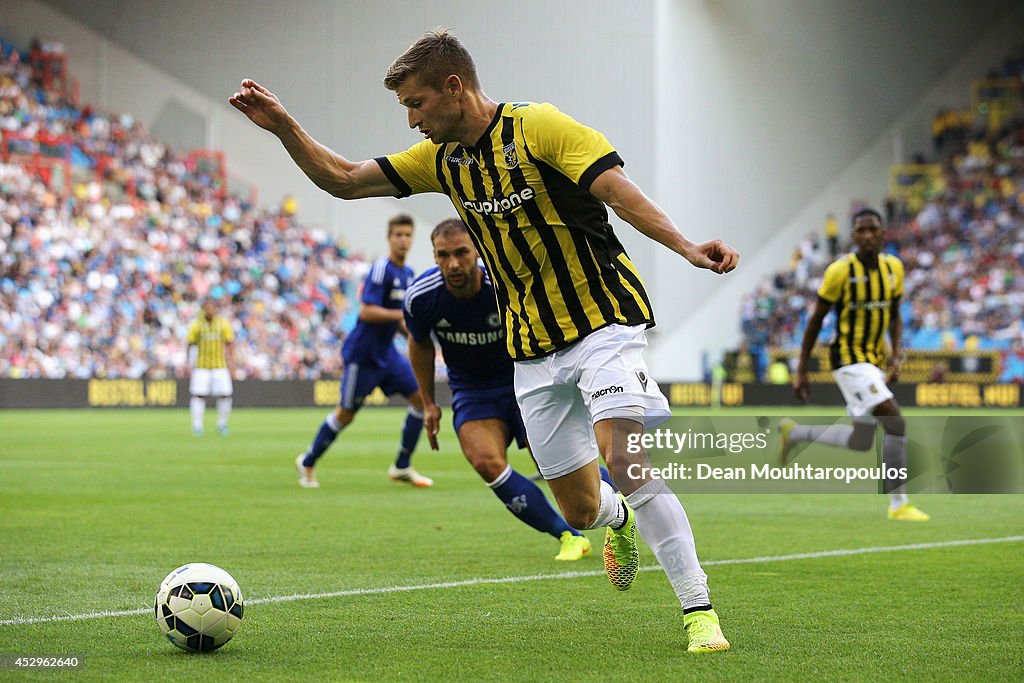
[627,463,908,483]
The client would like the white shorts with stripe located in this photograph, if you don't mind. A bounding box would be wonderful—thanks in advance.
[831,362,893,416]
[190,368,233,397]
[513,324,670,479]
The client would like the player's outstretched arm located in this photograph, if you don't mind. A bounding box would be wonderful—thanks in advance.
[794,299,830,402]
[589,166,738,274]
[228,79,395,200]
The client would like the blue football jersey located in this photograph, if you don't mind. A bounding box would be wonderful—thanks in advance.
[342,256,414,366]
[404,266,513,391]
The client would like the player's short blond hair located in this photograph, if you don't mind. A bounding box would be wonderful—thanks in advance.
[383,29,480,92]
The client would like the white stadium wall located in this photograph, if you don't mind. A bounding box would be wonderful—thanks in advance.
[648,0,1023,378]
[2,0,1022,378]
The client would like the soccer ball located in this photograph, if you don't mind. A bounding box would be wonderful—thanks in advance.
[154,563,244,652]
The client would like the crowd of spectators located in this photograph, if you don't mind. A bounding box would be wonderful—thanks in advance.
[740,51,1024,382]
[0,38,370,380]
[4,35,1023,384]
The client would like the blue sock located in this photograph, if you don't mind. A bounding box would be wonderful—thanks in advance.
[304,412,342,466]
[394,407,424,469]
[599,465,619,492]
[489,466,578,539]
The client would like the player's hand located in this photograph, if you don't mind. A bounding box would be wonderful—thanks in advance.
[885,359,901,383]
[423,403,442,451]
[793,370,810,403]
[229,79,290,134]
[684,240,739,274]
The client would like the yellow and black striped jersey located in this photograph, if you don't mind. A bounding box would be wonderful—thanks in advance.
[818,252,904,369]
[376,102,653,360]
[187,316,233,369]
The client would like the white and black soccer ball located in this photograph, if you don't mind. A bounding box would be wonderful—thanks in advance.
[154,563,244,652]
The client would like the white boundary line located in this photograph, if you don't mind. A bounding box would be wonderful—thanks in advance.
[2,535,1022,627]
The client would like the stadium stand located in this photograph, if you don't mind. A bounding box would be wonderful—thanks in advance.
[2,32,1021,386]
[0,37,369,380]
[738,49,1024,383]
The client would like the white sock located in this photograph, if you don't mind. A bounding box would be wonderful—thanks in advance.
[791,423,854,446]
[325,411,342,432]
[190,396,206,431]
[883,434,909,509]
[216,397,232,429]
[588,480,626,529]
[486,465,513,489]
[627,479,710,610]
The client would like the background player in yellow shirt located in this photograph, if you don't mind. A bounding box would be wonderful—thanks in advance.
[187,298,237,436]
[779,208,929,521]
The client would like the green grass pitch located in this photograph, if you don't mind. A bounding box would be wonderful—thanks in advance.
[0,407,1021,681]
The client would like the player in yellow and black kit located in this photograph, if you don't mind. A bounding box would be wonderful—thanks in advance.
[187,298,237,436]
[229,29,737,652]
[779,208,929,521]
[376,101,652,361]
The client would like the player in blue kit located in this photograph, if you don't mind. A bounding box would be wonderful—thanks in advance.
[405,218,597,560]
[296,214,431,488]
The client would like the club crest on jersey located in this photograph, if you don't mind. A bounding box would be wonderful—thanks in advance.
[502,142,519,170]
[487,312,501,329]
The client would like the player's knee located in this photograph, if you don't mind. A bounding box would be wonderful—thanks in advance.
[334,407,356,427]
[465,451,506,483]
[880,414,905,437]
[407,392,424,412]
[872,405,905,436]
[848,423,876,451]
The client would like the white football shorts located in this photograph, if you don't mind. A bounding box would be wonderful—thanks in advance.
[513,324,670,479]
[190,368,233,397]
[832,362,893,416]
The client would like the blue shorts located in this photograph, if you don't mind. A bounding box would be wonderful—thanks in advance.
[338,347,418,411]
[451,385,528,449]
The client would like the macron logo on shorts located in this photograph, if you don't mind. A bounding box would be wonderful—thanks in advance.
[591,385,624,400]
